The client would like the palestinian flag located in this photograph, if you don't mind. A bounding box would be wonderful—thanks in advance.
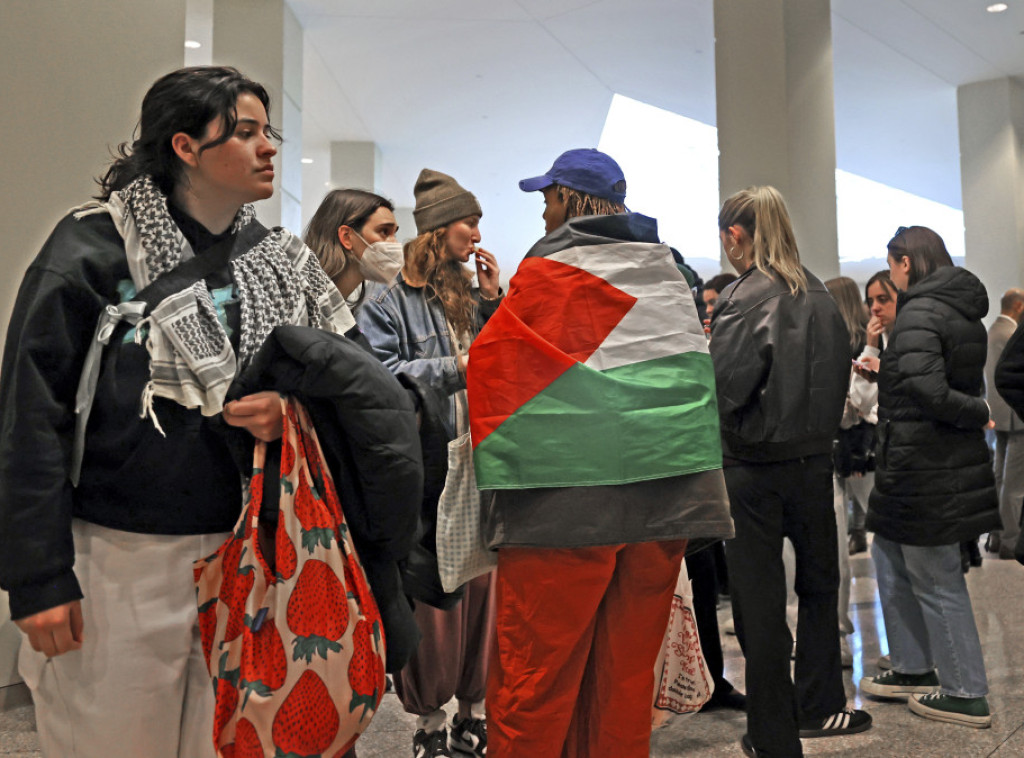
[467,213,723,490]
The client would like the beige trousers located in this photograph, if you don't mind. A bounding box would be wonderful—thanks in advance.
[19,520,229,758]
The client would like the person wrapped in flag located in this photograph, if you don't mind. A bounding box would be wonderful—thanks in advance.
[470,148,734,758]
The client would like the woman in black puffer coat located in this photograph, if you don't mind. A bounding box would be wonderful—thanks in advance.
[858,226,999,728]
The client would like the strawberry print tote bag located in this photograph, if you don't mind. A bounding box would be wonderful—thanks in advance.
[194,397,386,758]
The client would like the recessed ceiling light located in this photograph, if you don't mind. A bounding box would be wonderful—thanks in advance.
[987,3,1008,12]
[184,40,202,49]
[301,158,314,164]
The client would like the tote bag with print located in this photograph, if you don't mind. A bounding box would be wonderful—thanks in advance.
[194,397,386,758]
[652,558,713,727]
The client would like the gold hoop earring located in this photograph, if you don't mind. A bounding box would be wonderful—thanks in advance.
[727,245,743,262]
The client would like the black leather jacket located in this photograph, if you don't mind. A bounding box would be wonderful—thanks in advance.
[709,265,849,463]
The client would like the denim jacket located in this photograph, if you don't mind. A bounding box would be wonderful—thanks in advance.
[357,273,502,435]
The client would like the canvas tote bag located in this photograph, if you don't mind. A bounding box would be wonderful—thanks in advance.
[436,388,497,593]
[652,558,714,727]
[436,318,497,594]
[194,397,386,757]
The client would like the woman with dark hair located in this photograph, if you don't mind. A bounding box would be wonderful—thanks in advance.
[357,169,500,758]
[859,226,999,727]
[302,188,423,758]
[0,66,355,757]
[700,272,739,336]
[847,271,899,553]
[710,186,871,757]
[304,188,403,305]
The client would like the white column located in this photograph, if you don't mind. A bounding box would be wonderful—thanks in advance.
[958,77,1024,312]
[0,0,188,337]
[714,0,840,279]
[213,0,303,232]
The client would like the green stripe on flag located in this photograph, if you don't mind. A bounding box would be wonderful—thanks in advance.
[473,352,722,489]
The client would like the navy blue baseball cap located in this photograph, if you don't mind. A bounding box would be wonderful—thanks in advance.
[519,148,627,205]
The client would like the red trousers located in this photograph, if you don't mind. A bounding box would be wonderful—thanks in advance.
[486,540,687,758]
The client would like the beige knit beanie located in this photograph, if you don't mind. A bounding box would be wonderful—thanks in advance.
[412,168,483,234]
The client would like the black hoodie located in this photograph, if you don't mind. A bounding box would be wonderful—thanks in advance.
[867,266,1000,546]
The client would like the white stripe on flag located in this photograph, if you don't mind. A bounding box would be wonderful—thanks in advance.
[547,242,709,372]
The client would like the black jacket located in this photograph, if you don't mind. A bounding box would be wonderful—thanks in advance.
[0,211,258,620]
[226,325,425,672]
[867,267,999,546]
[996,318,1024,420]
[709,265,849,463]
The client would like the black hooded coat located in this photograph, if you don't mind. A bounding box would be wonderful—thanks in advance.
[867,266,1000,546]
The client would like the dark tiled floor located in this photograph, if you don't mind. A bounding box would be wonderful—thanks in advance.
[2,542,1022,756]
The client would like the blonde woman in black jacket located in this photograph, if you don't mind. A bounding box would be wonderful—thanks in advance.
[709,186,871,757]
[859,226,998,727]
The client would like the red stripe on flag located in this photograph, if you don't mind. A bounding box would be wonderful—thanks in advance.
[468,257,636,446]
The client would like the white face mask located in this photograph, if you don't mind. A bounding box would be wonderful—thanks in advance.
[354,232,404,284]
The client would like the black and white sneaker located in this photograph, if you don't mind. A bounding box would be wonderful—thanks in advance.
[413,728,451,758]
[449,715,486,756]
[799,708,872,738]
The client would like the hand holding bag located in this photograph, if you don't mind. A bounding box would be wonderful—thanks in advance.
[194,397,386,757]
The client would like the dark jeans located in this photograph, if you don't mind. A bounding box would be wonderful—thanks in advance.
[725,455,846,757]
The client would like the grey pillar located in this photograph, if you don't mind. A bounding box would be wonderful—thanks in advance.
[326,142,416,242]
[213,0,303,231]
[714,0,840,279]
[330,141,382,192]
[958,77,1024,312]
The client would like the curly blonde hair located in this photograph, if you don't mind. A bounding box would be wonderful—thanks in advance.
[404,227,477,339]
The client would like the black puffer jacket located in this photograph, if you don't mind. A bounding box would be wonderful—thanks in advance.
[225,325,425,672]
[996,318,1024,420]
[867,266,999,546]
[709,265,850,463]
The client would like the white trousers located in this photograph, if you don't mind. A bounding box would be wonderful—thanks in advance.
[19,520,229,758]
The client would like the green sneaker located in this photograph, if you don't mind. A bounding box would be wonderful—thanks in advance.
[909,692,991,728]
[860,669,939,700]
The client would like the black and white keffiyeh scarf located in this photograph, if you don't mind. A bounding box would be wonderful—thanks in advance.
[75,174,354,425]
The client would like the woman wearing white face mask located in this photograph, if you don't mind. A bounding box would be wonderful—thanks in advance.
[305,189,405,306]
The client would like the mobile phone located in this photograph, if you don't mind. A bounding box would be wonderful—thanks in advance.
[852,359,878,379]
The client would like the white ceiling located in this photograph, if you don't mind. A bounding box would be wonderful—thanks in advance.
[290,0,1024,270]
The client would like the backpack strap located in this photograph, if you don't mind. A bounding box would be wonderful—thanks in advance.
[133,221,270,309]
[69,222,272,486]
